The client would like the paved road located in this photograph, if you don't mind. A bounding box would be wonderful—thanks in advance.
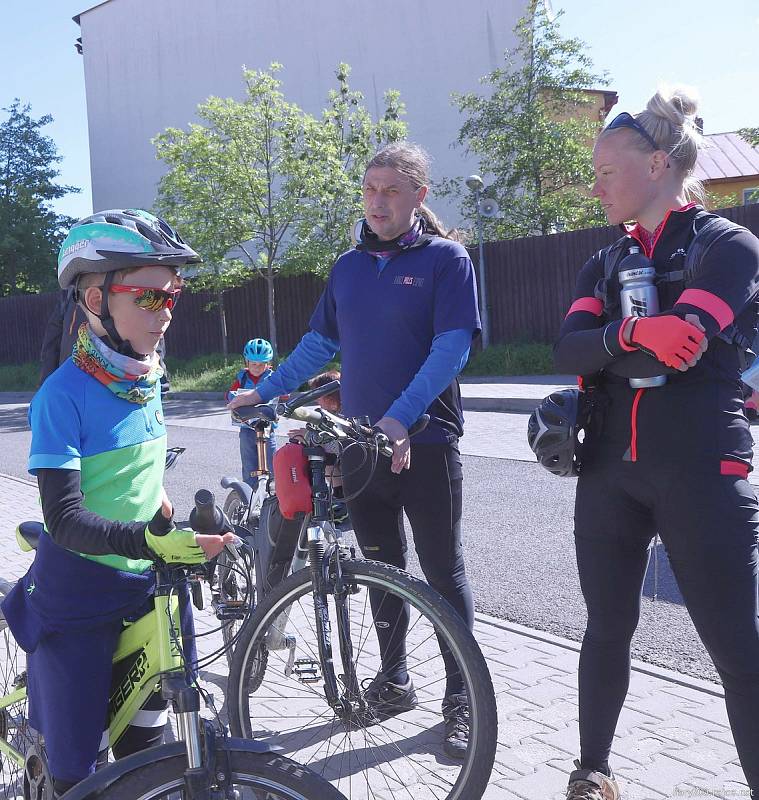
[0,400,717,682]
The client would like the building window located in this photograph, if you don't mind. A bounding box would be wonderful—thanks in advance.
[744,187,759,205]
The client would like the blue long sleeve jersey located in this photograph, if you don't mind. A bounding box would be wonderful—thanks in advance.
[255,328,472,430]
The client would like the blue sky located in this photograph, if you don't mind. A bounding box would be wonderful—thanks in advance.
[3,0,758,220]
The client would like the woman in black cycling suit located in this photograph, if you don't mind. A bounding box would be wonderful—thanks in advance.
[555,85,759,799]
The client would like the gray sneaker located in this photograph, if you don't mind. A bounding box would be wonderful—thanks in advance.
[566,761,620,800]
[442,693,469,759]
[361,674,418,723]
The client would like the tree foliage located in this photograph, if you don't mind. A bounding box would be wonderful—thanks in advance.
[440,4,610,239]
[0,100,78,296]
[154,64,405,350]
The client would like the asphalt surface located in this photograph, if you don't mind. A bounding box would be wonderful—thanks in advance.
[0,400,717,684]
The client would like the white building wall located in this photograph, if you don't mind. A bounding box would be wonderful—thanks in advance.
[77,0,527,227]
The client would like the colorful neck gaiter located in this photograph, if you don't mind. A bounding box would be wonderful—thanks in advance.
[72,324,162,404]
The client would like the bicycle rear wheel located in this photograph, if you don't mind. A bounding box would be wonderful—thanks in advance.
[228,559,497,800]
[0,587,36,799]
[95,748,345,800]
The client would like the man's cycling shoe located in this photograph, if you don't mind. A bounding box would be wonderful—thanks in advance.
[359,673,418,723]
[565,760,620,800]
[442,693,469,759]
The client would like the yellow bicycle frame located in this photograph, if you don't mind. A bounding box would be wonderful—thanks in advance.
[0,566,184,767]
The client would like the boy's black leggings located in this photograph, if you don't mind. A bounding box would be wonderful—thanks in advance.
[574,458,759,793]
[342,441,474,699]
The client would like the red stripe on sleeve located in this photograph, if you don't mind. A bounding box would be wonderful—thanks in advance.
[676,289,734,332]
[565,297,603,318]
[720,460,749,478]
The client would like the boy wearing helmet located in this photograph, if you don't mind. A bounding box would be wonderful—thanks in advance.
[226,338,277,488]
[1,210,233,795]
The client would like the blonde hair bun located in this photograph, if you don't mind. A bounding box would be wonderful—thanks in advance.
[645,84,700,129]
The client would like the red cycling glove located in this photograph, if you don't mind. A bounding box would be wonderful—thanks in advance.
[627,315,706,369]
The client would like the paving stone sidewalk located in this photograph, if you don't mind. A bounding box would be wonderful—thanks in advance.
[0,472,750,799]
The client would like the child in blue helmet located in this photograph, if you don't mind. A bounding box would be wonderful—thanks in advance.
[226,339,278,487]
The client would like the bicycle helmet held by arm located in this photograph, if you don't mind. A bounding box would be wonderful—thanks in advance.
[527,388,586,477]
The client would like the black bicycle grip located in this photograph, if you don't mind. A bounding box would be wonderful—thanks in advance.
[284,380,340,413]
[189,489,232,534]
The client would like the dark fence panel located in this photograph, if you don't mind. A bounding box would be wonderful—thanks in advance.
[0,292,59,365]
[3,204,759,365]
[471,203,759,344]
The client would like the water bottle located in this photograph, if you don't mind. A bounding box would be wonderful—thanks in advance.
[618,246,666,389]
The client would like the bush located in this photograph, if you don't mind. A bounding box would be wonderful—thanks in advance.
[463,342,554,376]
[0,362,39,392]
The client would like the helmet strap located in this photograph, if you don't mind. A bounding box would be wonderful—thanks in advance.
[89,271,147,360]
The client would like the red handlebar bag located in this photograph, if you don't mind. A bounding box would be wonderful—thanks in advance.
[273,443,312,519]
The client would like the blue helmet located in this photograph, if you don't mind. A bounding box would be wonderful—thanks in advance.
[243,338,274,362]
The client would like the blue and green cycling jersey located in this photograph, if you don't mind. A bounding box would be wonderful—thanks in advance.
[28,359,166,573]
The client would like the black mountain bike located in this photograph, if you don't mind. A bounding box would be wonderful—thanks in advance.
[221,384,498,800]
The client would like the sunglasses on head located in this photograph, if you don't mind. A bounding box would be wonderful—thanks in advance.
[109,284,182,311]
[605,112,661,152]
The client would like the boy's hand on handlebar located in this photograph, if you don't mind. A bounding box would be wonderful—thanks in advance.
[227,389,262,410]
[376,416,411,473]
[144,506,229,564]
[196,532,236,560]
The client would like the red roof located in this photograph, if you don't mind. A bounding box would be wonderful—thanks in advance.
[695,132,759,182]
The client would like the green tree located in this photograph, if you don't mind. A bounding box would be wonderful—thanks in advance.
[155,64,405,351]
[155,65,312,351]
[286,63,406,275]
[738,128,759,204]
[0,100,78,296]
[440,3,609,239]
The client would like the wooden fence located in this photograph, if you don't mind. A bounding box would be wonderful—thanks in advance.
[3,203,759,365]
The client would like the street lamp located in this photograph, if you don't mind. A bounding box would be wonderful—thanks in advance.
[465,174,491,349]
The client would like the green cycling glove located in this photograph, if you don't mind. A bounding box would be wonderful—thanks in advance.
[144,507,207,565]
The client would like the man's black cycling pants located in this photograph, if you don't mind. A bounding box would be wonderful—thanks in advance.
[574,458,759,792]
[343,441,474,698]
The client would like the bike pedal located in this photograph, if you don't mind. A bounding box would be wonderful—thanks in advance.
[292,658,321,684]
[212,600,248,621]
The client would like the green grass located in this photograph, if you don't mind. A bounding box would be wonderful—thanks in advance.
[462,342,554,376]
[0,344,553,394]
[0,362,39,392]
[166,353,342,393]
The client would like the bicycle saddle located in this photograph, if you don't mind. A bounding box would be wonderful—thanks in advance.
[16,521,43,552]
[232,404,277,424]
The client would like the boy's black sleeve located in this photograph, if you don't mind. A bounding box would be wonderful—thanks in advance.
[37,468,152,560]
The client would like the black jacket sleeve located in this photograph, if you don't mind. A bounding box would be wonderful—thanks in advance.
[37,468,152,560]
[555,250,680,379]
[554,252,630,375]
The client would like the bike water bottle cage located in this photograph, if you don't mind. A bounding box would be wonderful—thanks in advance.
[527,389,586,477]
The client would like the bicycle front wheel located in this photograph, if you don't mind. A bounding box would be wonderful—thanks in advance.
[228,559,497,800]
[95,748,346,800]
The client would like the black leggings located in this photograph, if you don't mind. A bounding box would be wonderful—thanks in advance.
[343,441,474,698]
[574,459,759,792]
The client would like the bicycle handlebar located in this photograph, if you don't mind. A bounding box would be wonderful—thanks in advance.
[189,489,234,534]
